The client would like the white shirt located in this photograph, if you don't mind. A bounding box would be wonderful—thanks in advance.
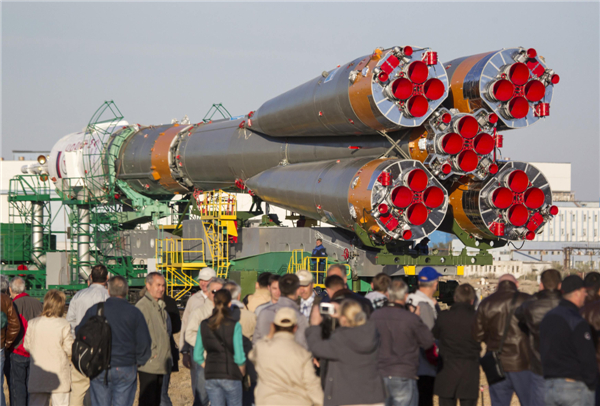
[180,290,208,351]
[300,292,316,318]
[66,283,109,337]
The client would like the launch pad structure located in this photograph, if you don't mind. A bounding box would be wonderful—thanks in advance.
[1,45,561,301]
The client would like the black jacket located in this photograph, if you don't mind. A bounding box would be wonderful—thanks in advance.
[581,299,600,371]
[201,315,242,381]
[540,299,598,390]
[163,294,181,372]
[433,302,480,400]
[472,281,531,372]
[515,289,561,375]
[371,304,434,379]
[306,321,386,406]
[78,297,152,367]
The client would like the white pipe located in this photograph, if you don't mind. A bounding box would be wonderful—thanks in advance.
[78,205,91,280]
[31,202,46,266]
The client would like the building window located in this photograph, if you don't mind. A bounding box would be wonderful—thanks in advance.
[573,214,576,221]
[595,229,598,237]
[572,229,576,236]
[583,229,586,236]
[560,214,564,221]
[584,214,587,221]
[561,229,565,235]
[550,228,554,236]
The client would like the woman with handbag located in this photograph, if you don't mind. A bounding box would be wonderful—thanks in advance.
[194,289,246,406]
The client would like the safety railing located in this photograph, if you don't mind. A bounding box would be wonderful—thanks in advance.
[156,238,207,269]
[195,190,237,220]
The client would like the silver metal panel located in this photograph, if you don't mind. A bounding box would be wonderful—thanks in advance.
[182,220,214,262]
[46,252,69,288]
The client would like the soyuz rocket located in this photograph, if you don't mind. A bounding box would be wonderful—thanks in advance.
[39,45,561,250]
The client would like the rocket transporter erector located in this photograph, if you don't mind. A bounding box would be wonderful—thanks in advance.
[42,45,559,253]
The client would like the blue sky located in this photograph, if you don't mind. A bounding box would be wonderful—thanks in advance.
[2,2,599,200]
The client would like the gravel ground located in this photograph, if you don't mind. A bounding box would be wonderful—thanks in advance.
[3,276,531,405]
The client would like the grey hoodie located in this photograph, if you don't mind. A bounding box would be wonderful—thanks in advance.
[306,321,386,406]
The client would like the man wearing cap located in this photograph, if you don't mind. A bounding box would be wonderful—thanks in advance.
[297,270,320,318]
[472,274,532,406]
[180,267,217,406]
[254,274,309,349]
[540,275,598,405]
[407,267,442,406]
[249,308,323,406]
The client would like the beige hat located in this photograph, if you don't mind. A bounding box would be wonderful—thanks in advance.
[297,270,313,286]
[198,267,217,281]
[274,307,297,328]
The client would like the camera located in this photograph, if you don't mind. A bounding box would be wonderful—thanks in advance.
[319,302,336,316]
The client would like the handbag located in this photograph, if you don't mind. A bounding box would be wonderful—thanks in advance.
[480,292,519,385]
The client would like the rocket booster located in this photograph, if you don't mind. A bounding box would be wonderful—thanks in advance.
[46,45,560,246]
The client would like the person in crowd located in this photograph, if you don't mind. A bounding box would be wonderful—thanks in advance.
[540,275,598,406]
[247,272,272,312]
[0,274,8,295]
[323,266,373,315]
[24,290,73,406]
[185,278,225,348]
[254,274,280,317]
[366,273,391,310]
[583,271,600,304]
[181,268,217,355]
[250,307,323,406]
[473,274,532,406]
[77,276,151,406]
[254,274,308,348]
[371,280,434,406]
[1,287,20,406]
[162,292,181,406]
[307,299,386,406]
[184,278,224,406]
[223,281,257,340]
[66,264,109,406]
[581,276,600,405]
[407,267,443,406]
[324,275,346,302]
[194,289,246,406]
[298,270,320,318]
[136,273,172,406]
[514,268,562,404]
[9,276,43,406]
[311,239,328,284]
[223,281,257,406]
[325,264,348,287]
[433,284,481,406]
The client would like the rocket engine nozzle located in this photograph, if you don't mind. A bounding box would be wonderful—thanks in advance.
[444,47,558,129]
[414,108,500,181]
[448,161,557,241]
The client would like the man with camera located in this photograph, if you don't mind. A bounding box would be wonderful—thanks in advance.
[372,280,434,406]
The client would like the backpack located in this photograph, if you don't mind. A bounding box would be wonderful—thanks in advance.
[71,302,111,380]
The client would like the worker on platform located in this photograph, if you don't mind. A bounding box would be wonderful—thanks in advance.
[8,276,43,406]
[247,272,273,312]
[414,237,430,256]
[311,239,327,284]
[254,274,280,318]
[181,267,217,406]
[66,264,109,406]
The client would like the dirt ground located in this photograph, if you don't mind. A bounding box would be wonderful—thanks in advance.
[3,276,531,405]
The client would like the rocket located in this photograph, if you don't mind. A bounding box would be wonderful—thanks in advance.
[43,45,560,252]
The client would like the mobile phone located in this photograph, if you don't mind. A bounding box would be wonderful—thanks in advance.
[319,302,336,316]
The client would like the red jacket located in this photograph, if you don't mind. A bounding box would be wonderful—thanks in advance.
[13,293,43,357]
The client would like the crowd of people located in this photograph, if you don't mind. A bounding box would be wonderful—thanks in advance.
[1,263,600,406]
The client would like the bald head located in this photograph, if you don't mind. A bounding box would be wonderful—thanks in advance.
[498,273,518,287]
[327,264,347,283]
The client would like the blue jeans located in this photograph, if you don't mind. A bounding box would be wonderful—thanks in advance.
[545,379,595,406]
[160,372,173,406]
[90,365,137,406]
[205,379,242,406]
[489,370,535,406]
[9,353,29,406]
[383,376,418,406]
[191,357,209,406]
